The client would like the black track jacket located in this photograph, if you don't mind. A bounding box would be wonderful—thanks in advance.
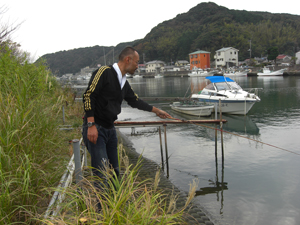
[83,65,153,128]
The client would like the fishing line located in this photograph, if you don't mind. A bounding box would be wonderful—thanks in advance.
[167,116,300,156]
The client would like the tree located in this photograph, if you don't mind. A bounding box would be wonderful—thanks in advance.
[1,5,28,62]
[267,47,279,64]
[0,6,21,43]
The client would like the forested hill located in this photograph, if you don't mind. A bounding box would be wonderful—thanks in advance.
[37,2,300,76]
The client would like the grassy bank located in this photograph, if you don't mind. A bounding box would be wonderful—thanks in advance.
[0,48,83,223]
[0,47,198,224]
[41,144,198,224]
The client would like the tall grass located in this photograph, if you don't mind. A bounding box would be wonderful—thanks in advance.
[0,47,82,223]
[41,144,199,224]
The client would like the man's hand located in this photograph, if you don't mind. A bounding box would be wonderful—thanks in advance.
[152,106,171,119]
[87,117,98,144]
[88,125,98,144]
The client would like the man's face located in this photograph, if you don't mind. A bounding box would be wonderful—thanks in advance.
[127,52,140,75]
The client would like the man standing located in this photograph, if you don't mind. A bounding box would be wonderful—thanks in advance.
[82,46,170,188]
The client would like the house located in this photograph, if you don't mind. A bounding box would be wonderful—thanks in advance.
[137,64,146,73]
[175,60,189,67]
[162,65,182,72]
[296,51,300,65]
[276,55,292,65]
[145,60,165,73]
[189,50,210,70]
[214,47,239,68]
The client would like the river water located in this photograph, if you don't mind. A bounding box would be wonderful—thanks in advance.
[76,75,300,225]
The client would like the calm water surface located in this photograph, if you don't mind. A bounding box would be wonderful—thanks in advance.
[115,76,300,225]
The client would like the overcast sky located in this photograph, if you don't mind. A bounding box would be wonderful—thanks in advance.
[1,0,299,61]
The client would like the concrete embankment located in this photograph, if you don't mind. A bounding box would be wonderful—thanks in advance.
[116,129,215,225]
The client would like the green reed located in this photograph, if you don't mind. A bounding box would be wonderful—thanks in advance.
[0,47,82,223]
[41,144,198,224]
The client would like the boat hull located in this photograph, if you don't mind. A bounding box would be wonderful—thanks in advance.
[191,96,257,115]
[170,103,214,116]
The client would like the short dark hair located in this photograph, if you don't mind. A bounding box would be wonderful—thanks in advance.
[119,46,137,61]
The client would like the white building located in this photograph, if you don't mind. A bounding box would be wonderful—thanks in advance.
[296,51,300,65]
[214,47,239,68]
[145,60,165,73]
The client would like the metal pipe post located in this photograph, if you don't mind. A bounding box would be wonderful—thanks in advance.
[62,105,65,125]
[73,139,83,185]
[163,124,169,178]
[158,126,164,171]
[219,99,224,163]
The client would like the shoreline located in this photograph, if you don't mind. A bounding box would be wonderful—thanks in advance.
[116,129,216,225]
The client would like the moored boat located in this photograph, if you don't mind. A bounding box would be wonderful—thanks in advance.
[257,67,286,76]
[154,74,163,78]
[170,101,214,116]
[191,76,261,115]
[188,67,215,77]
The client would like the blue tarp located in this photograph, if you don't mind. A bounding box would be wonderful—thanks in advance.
[206,76,234,83]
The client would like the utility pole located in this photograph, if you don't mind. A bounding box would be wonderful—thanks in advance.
[103,46,106,65]
[249,40,252,59]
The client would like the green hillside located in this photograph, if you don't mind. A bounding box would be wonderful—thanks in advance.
[37,2,300,76]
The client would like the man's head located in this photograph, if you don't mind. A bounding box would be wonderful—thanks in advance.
[118,47,139,75]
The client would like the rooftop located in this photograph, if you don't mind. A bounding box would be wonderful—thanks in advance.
[189,50,210,55]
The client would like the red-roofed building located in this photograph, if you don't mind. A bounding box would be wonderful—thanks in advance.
[276,54,291,61]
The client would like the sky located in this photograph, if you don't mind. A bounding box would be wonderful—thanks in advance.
[1,0,299,61]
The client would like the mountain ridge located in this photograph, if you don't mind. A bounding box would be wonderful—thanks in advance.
[37,2,300,76]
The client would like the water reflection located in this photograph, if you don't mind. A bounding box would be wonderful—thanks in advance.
[168,107,260,137]
[195,141,228,214]
[222,114,260,135]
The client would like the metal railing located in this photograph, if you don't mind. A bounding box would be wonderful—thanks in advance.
[44,138,87,219]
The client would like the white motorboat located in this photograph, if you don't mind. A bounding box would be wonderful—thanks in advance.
[170,101,214,116]
[191,76,261,115]
[257,67,286,76]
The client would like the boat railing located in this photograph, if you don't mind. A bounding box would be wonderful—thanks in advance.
[245,88,263,96]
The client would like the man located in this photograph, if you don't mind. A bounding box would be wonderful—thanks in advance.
[82,46,170,188]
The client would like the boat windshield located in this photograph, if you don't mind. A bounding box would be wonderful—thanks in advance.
[205,83,215,90]
[227,82,242,90]
[214,82,230,91]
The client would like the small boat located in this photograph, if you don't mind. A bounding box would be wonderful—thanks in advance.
[133,74,143,78]
[188,67,215,77]
[223,70,248,76]
[257,67,286,76]
[191,76,261,115]
[170,101,214,116]
[154,74,163,78]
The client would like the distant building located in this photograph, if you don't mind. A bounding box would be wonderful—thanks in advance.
[80,66,97,74]
[296,51,300,65]
[276,55,292,65]
[137,64,146,73]
[214,47,239,68]
[175,60,189,67]
[189,50,210,70]
[145,60,165,73]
